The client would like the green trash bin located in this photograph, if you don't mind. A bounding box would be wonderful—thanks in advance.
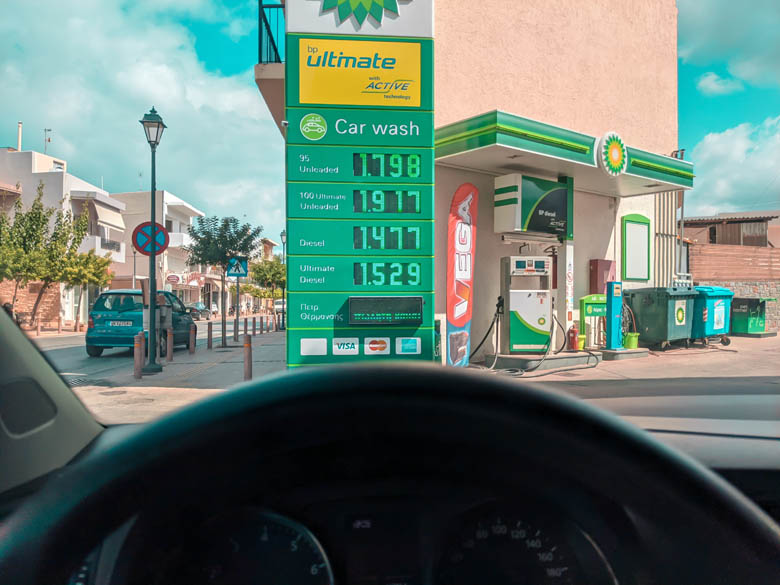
[624,286,697,348]
[731,297,777,337]
[691,286,734,344]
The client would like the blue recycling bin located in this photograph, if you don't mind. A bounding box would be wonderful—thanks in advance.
[692,286,734,343]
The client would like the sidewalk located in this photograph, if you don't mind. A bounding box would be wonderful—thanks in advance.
[73,332,286,424]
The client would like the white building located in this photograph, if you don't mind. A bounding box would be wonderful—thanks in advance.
[110,190,212,306]
[0,131,126,326]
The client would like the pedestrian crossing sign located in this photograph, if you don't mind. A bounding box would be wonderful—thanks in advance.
[227,256,249,278]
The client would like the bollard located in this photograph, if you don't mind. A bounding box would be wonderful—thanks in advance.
[166,327,174,362]
[244,317,248,336]
[243,334,252,381]
[272,314,277,332]
[133,332,143,379]
[252,317,256,336]
[260,316,264,334]
[189,324,196,354]
[233,317,239,342]
[57,316,62,334]
[207,321,213,349]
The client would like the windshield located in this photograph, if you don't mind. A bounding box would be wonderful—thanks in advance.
[2,0,778,427]
[94,294,143,313]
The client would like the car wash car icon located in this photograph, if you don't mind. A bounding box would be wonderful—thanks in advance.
[300,114,327,140]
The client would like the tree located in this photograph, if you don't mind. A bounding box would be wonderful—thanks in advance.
[0,183,53,313]
[28,207,88,326]
[63,251,113,332]
[187,216,263,346]
[250,255,286,303]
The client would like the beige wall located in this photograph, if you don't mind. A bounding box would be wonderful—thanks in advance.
[435,0,678,153]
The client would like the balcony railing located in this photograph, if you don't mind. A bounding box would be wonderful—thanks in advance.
[259,2,285,64]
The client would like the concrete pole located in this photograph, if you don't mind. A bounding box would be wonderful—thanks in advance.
[207,320,213,349]
[57,316,62,334]
[189,324,196,354]
[243,334,252,381]
[166,327,173,362]
[252,317,256,336]
[260,316,264,334]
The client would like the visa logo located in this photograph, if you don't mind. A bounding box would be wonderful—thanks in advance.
[333,337,359,355]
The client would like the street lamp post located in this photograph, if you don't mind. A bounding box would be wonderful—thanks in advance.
[140,107,166,373]
[280,229,287,331]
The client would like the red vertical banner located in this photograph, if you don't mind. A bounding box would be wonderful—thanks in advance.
[446,183,479,366]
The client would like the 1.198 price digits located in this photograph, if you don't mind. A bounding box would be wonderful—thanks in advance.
[353,152,422,178]
[353,262,422,286]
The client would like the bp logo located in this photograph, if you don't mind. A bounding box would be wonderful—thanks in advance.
[300,113,327,141]
[319,0,405,27]
[598,132,627,176]
[538,317,546,326]
[675,300,687,325]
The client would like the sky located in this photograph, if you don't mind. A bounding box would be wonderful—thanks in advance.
[0,0,777,235]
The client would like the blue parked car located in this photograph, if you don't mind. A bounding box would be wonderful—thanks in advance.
[86,289,195,357]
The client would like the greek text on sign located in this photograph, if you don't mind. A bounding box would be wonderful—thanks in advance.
[299,38,421,107]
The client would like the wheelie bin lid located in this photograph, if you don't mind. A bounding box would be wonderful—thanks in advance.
[694,286,734,297]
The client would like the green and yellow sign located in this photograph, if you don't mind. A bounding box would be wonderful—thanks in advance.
[286,9,434,367]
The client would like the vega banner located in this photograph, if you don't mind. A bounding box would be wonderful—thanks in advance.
[446,183,479,367]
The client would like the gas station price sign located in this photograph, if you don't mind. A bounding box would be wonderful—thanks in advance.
[286,28,434,367]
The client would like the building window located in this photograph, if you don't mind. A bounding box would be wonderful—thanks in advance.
[621,214,650,281]
[709,226,717,244]
[165,219,173,233]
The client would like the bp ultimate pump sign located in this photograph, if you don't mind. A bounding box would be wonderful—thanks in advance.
[285,1,434,366]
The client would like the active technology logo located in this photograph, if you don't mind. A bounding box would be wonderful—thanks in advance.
[364,337,390,355]
[318,0,407,27]
[300,113,327,141]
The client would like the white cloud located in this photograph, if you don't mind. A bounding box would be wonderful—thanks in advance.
[678,0,780,88]
[0,0,285,247]
[222,18,255,42]
[696,72,744,96]
[686,116,780,216]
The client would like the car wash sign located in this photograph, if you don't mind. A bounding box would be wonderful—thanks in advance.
[285,0,434,367]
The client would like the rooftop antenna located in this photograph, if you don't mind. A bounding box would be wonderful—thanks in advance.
[43,128,52,154]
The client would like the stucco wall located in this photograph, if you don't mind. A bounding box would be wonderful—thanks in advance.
[435,0,678,154]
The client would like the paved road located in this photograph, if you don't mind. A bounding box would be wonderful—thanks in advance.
[33,317,282,382]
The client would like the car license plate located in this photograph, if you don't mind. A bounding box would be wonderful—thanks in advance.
[110,321,133,327]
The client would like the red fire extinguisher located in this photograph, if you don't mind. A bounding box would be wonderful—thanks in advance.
[567,323,579,351]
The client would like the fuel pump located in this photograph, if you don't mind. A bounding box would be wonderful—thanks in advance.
[498,256,553,353]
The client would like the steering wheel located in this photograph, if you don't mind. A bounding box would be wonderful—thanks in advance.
[1,364,779,584]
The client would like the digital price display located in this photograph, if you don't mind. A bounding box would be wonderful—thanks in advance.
[354,262,422,286]
[348,296,424,326]
[353,225,421,250]
[353,189,421,214]
[353,152,422,178]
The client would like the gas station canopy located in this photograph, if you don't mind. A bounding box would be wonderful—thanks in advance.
[435,111,694,197]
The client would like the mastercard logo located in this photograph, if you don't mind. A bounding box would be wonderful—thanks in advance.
[365,337,390,354]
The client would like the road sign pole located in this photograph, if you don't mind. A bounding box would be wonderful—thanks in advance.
[144,145,162,373]
[234,276,240,342]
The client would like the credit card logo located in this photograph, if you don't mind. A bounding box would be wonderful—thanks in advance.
[365,337,390,355]
[300,338,328,356]
[333,337,359,355]
[396,337,421,355]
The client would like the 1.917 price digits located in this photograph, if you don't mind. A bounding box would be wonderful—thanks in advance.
[353,189,421,214]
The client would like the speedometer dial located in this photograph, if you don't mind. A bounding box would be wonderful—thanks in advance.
[437,507,616,585]
[183,509,335,585]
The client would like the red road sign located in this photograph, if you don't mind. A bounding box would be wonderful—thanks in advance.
[132,222,169,256]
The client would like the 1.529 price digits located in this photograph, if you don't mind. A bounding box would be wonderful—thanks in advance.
[353,262,422,286]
